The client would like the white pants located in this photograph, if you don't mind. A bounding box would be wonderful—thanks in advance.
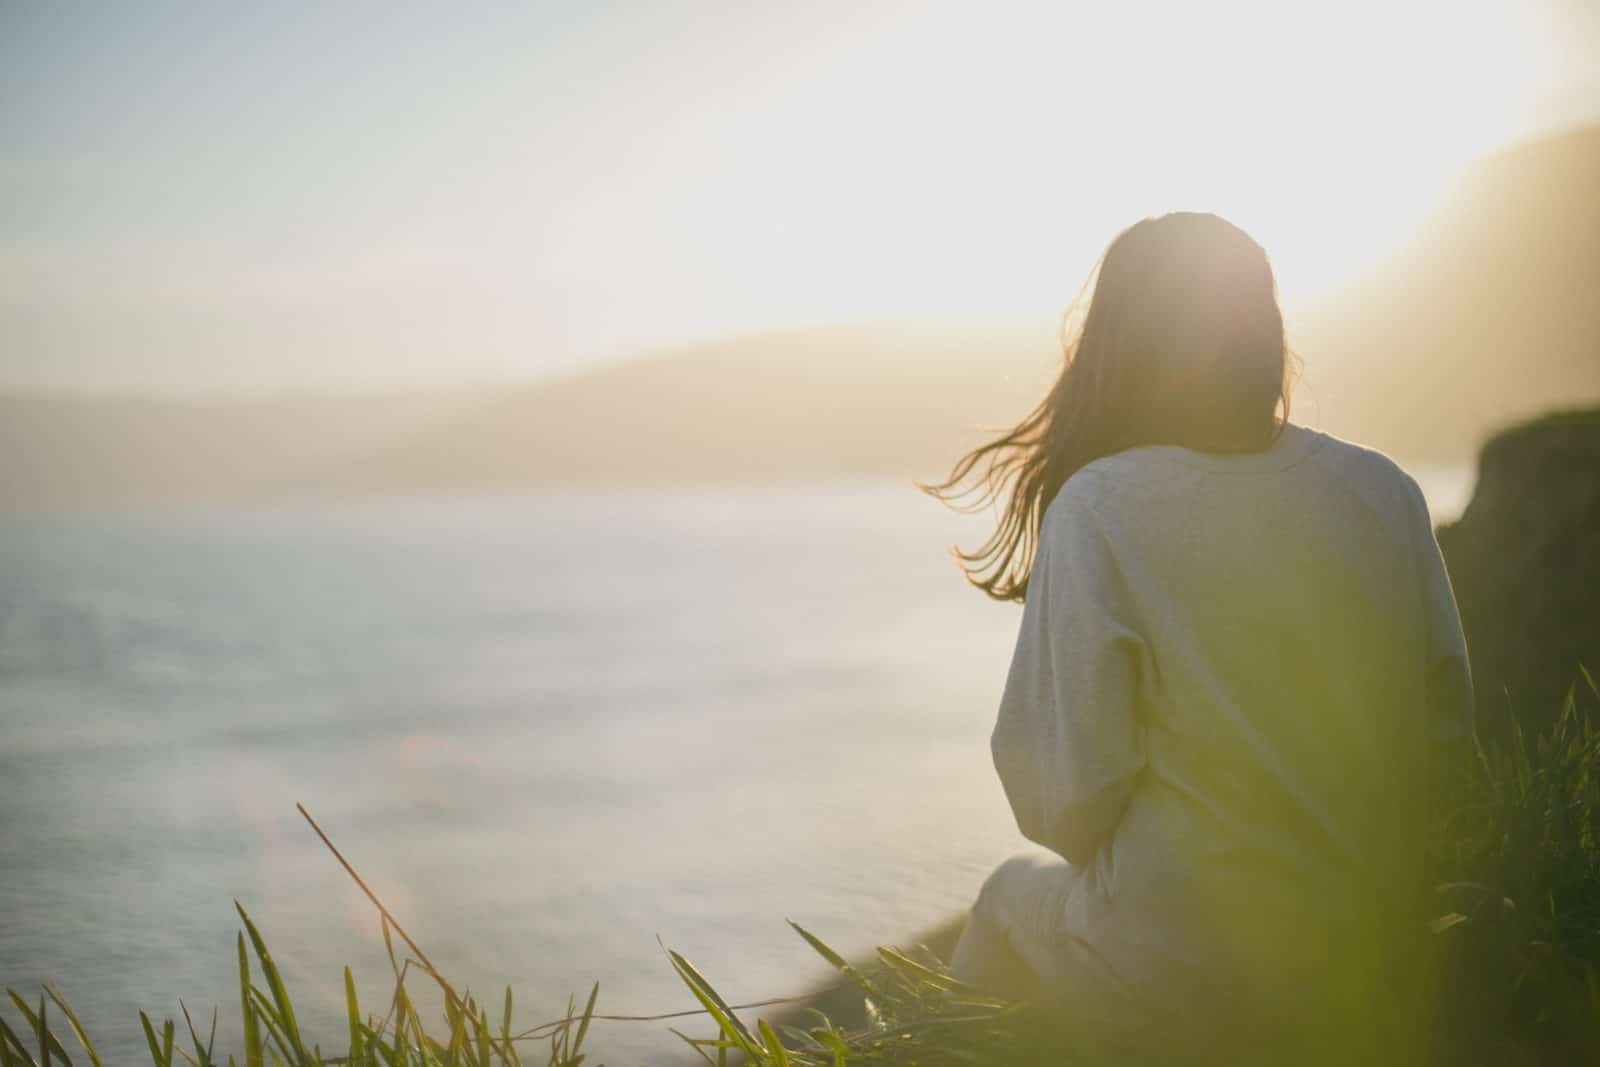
[950,850,1423,1061]
[949,851,1134,1012]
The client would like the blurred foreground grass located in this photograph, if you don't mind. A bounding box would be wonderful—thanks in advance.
[6,671,1600,1066]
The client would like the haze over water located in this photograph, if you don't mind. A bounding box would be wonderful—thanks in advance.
[0,475,1471,1064]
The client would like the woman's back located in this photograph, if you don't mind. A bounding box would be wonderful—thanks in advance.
[986,422,1473,1033]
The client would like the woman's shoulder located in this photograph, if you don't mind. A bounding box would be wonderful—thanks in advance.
[1040,454,1167,545]
[1299,428,1431,512]
[1038,465,1119,550]
[1047,425,1429,531]
[1301,425,1409,475]
[1089,423,1419,492]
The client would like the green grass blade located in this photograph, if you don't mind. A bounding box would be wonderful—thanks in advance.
[778,1024,823,1051]
[4,994,69,1067]
[444,999,466,1061]
[247,989,298,1067]
[368,1032,398,1067]
[758,1019,791,1067]
[786,920,882,999]
[35,996,50,1067]
[665,951,760,1061]
[237,934,264,1067]
[0,1011,40,1067]
[380,920,402,982]
[235,904,308,1064]
[474,1005,489,1067]
[667,1028,717,1067]
[177,1002,214,1067]
[785,920,849,971]
[554,993,573,1063]
[40,989,99,1067]
[810,1022,849,1067]
[875,946,975,993]
[390,981,413,1064]
[139,1012,168,1067]
[391,1012,409,1067]
[570,983,598,1060]
[342,969,363,1064]
[499,987,518,1067]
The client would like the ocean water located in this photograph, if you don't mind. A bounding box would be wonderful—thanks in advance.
[0,472,1473,1064]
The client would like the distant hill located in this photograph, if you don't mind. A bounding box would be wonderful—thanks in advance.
[0,321,1061,502]
[306,320,1059,492]
[1291,122,1600,459]
[3,124,1597,502]
[0,389,490,503]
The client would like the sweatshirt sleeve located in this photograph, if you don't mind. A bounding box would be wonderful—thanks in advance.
[990,483,1148,865]
[1405,477,1475,746]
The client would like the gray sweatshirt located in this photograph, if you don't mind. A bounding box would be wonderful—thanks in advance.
[990,421,1474,987]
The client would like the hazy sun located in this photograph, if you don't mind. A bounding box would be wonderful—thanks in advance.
[1085,0,1547,308]
[706,0,1552,329]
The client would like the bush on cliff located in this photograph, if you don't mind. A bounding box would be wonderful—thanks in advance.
[1437,407,1600,736]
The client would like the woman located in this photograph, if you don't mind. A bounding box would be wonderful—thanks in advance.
[924,213,1474,1054]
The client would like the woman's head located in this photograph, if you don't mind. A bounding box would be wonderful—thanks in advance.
[922,212,1291,601]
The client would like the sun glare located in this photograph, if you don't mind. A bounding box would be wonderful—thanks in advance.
[717,0,1552,326]
[1205,1,1546,308]
[1073,0,1542,310]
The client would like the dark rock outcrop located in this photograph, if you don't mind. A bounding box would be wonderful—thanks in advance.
[1437,409,1600,732]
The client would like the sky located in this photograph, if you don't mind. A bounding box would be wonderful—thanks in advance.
[3,0,1598,393]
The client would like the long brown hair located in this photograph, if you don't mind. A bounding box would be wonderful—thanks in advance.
[921,212,1292,602]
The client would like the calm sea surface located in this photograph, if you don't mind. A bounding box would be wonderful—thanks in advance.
[0,472,1472,1064]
